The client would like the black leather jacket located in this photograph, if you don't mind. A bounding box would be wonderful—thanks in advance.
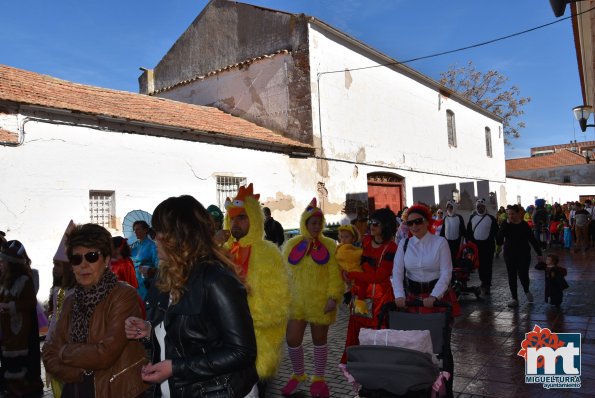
[145,258,258,397]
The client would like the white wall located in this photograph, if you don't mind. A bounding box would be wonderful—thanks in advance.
[307,24,505,183]
[0,118,320,301]
[497,178,595,207]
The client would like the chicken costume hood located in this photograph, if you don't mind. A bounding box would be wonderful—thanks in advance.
[223,183,290,378]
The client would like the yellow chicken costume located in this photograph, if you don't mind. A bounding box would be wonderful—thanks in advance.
[283,199,343,325]
[223,184,290,379]
[335,224,369,315]
[281,199,344,397]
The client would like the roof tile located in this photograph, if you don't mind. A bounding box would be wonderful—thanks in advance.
[506,149,589,172]
[0,128,18,143]
[0,64,311,151]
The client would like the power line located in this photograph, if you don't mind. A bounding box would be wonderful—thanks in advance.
[318,6,595,77]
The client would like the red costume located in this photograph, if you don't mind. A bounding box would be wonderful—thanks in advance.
[110,258,138,288]
[341,235,396,363]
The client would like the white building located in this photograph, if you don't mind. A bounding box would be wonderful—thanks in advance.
[0,64,317,299]
[142,0,507,216]
[4,1,591,300]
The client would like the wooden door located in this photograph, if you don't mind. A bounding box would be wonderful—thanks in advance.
[368,183,402,213]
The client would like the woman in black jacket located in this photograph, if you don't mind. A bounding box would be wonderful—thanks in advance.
[496,204,543,308]
[125,195,258,397]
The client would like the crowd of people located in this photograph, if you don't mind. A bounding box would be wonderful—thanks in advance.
[0,189,588,397]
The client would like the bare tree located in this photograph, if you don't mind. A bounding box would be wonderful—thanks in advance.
[439,61,530,144]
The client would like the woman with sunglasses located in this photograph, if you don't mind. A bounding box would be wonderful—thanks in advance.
[392,204,460,316]
[125,195,258,398]
[341,208,398,363]
[42,223,148,398]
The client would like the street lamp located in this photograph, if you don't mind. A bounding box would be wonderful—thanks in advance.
[572,105,595,132]
[550,0,585,17]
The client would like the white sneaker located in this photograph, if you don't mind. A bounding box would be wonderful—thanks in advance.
[526,292,534,303]
[507,299,519,308]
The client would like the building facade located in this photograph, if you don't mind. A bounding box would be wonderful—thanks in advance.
[0,64,317,298]
[142,0,506,217]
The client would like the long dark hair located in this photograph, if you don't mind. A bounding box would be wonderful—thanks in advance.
[112,236,131,258]
[152,195,241,304]
[370,208,397,241]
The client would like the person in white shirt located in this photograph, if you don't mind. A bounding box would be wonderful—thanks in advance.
[393,203,461,317]
[467,199,498,295]
[392,203,459,398]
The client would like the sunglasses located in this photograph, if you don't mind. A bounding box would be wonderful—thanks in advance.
[405,218,425,227]
[70,251,102,266]
[368,219,380,227]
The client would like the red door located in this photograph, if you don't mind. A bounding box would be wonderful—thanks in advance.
[368,183,402,213]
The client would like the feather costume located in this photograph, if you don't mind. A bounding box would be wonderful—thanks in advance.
[282,199,343,325]
[224,184,290,378]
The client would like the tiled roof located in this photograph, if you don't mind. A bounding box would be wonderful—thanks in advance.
[506,149,588,172]
[0,64,312,152]
[531,140,595,152]
[0,128,18,143]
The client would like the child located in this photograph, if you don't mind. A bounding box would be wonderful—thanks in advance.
[111,236,139,288]
[544,254,569,307]
[335,225,368,316]
[563,220,572,250]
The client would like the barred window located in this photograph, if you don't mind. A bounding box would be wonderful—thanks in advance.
[89,191,115,228]
[485,127,493,157]
[446,110,457,147]
[216,176,247,210]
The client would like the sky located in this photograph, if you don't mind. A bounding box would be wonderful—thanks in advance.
[1,0,592,159]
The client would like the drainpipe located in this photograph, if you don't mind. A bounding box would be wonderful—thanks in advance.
[0,116,28,147]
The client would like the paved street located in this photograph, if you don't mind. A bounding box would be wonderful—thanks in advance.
[267,247,595,398]
[36,246,594,398]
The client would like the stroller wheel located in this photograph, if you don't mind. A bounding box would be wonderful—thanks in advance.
[474,287,482,299]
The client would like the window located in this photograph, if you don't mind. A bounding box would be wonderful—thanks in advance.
[216,176,247,210]
[89,190,115,228]
[563,176,571,183]
[446,110,457,147]
[485,127,492,157]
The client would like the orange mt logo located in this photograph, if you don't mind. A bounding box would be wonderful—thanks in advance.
[518,325,581,389]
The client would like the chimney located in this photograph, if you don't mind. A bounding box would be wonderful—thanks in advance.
[138,67,155,95]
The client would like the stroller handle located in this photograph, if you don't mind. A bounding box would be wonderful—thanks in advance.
[405,298,451,308]
[377,299,451,329]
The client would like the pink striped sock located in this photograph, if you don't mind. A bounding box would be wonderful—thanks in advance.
[313,344,328,377]
[287,344,305,375]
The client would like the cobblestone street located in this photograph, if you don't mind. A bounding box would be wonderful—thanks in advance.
[37,247,594,398]
[267,247,595,398]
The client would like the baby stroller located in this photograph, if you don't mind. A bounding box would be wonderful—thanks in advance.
[451,242,481,299]
[347,300,453,398]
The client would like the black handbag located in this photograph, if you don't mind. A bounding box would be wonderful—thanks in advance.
[62,372,95,398]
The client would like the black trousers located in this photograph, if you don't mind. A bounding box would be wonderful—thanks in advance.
[504,254,531,300]
[475,240,495,287]
[447,238,461,265]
